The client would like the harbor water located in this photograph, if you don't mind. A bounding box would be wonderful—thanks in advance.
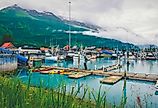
[45,58,158,74]
[19,58,158,107]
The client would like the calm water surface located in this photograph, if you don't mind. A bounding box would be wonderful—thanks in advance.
[19,58,158,107]
[19,73,158,107]
[45,58,158,74]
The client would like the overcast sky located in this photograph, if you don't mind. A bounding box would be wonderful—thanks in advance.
[0,0,158,45]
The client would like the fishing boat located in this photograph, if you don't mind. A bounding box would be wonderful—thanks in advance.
[128,52,136,60]
[59,55,65,60]
[145,52,156,60]
[73,53,85,61]
[65,51,75,60]
[111,53,118,60]
[86,54,97,60]
[45,53,59,62]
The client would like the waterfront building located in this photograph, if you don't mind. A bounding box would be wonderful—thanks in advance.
[0,54,17,73]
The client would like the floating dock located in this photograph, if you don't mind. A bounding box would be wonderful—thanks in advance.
[68,72,91,79]
[100,76,123,84]
[40,70,52,74]
[103,64,122,72]
[39,66,158,82]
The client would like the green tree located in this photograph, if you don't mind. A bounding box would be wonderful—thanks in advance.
[1,34,13,43]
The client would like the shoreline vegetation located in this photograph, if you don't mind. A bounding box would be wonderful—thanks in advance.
[0,76,110,108]
[0,72,128,108]
[0,70,17,76]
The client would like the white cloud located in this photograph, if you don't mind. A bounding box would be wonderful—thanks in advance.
[0,0,158,45]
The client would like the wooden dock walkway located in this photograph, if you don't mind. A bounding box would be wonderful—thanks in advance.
[68,72,91,79]
[102,64,122,72]
[40,66,158,82]
[92,71,158,82]
[100,76,123,84]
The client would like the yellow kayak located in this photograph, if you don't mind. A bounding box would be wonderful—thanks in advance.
[49,69,64,74]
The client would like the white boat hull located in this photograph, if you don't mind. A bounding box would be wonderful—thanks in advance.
[45,56,58,61]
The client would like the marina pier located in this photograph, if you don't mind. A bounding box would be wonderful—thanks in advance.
[36,65,158,84]
[100,76,123,84]
[68,72,91,79]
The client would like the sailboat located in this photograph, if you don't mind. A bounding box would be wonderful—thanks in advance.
[45,38,59,62]
[45,54,59,61]
[45,51,59,62]
[65,1,75,61]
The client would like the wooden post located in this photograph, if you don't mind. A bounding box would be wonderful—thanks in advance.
[95,65,97,70]
[103,65,105,72]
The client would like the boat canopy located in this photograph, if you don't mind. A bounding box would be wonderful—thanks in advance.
[100,50,113,55]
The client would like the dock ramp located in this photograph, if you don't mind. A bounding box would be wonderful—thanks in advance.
[100,76,122,84]
[68,72,91,79]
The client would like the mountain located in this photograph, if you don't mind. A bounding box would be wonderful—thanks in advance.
[138,44,158,49]
[0,5,138,50]
[60,16,102,31]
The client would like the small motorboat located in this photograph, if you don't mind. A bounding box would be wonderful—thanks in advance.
[45,52,59,62]
[65,51,76,61]
[111,53,118,60]
[45,56,59,62]
[146,53,157,60]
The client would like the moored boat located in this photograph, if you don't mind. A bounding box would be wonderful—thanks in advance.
[111,53,118,60]
[145,52,156,60]
[45,56,59,61]
[45,52,59,62]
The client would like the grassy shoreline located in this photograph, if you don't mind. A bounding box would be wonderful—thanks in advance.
[0,76,119,108]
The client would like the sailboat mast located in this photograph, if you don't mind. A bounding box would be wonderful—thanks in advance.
[69,1,71,50]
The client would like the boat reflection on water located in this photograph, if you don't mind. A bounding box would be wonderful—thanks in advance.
[155,91,158,95]
[119,78,127,107]
[155,81,158,95]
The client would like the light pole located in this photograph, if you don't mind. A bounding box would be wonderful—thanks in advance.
[68,1,71,51]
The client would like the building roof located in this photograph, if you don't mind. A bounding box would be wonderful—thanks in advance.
[1,42,15,49]
[40,47,49,51]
